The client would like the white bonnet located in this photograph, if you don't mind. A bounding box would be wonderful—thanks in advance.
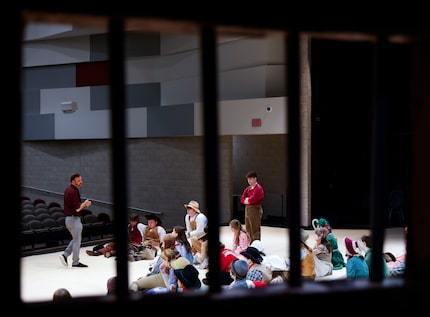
[250,240,266,256]
[264,255,289,271]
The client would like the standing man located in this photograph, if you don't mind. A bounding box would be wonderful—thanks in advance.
[59,173,91,268]
[240,171,264,243]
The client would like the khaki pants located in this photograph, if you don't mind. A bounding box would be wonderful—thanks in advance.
[129,271,168,292]
[245,205,263,242]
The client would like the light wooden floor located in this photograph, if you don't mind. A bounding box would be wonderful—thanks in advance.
[20,226,406,302]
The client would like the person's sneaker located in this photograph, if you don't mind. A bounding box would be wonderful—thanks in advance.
[59,254,68,267]
[72,262,88,268]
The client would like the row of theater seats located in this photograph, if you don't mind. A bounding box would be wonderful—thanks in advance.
[20,197,114,251]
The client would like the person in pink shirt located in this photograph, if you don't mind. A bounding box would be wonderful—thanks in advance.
[229,218,250,257]
[383,226,407,277]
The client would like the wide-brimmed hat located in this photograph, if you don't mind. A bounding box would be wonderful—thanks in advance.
[344,237,362,256]
[174,264,202,289]
[184,200,201,213]
[231,259,249,279]
[240,246,263,264]
[170,256,191,270]
[145,214,162,226]
[250,240,266,256]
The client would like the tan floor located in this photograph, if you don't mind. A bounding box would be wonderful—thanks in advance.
[20,226,406,302]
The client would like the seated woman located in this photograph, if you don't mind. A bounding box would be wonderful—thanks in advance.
[312,218,346,270]
[383,252,406,277]
[129,248,189,293]
[312,227,333,277]
[229,219,250,257]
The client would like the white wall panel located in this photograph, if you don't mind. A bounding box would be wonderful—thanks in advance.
[40,87,91,114]
[194,96,287,136]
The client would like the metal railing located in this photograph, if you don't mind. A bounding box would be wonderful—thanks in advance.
[20,185,162,215]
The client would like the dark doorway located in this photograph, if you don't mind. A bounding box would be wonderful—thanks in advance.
[310,39,411,228]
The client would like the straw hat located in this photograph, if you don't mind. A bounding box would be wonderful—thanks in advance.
[184,200,201,213]
[170,257,191,270]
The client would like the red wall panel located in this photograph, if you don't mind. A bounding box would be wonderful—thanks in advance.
[76,61,109,87]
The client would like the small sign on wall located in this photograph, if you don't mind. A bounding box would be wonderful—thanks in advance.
[252,118,261,127]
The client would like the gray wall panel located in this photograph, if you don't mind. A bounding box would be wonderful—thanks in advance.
[126,32,160,57]
[147,104,194,137]
[90,34,109,61]
[127,83,160,108]
[90,32,160,61]
[91,86,110,110]
[23,90,41,115]
[90,83,161,111]
[23,114,55,140]
[23,65,76,90]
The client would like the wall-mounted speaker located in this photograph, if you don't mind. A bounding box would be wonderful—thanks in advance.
[61,101,77,113]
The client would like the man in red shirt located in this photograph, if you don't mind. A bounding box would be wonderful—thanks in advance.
[59,173,91,268]
[240,171,264,242]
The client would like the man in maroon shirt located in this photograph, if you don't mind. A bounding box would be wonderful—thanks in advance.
[59,173,91,268]
[240,171,264,243]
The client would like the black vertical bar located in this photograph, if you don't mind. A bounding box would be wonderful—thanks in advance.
[12,7,23,305]
[200,25,221,293]
[370,37,388,282]
[286,32,302,287]
[109,17,129,301]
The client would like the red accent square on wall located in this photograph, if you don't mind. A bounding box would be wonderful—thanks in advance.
[76,61,110,87]
[252,118,262,127]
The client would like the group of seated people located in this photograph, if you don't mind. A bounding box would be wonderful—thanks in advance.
[302,219,406,280]
[87,207,406,294]
[86,212,165,260]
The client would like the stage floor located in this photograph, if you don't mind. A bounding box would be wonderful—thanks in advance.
[20,226,406,302]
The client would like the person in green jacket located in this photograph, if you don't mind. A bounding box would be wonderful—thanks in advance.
[312,218,346,270]
[360,234,390,277]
